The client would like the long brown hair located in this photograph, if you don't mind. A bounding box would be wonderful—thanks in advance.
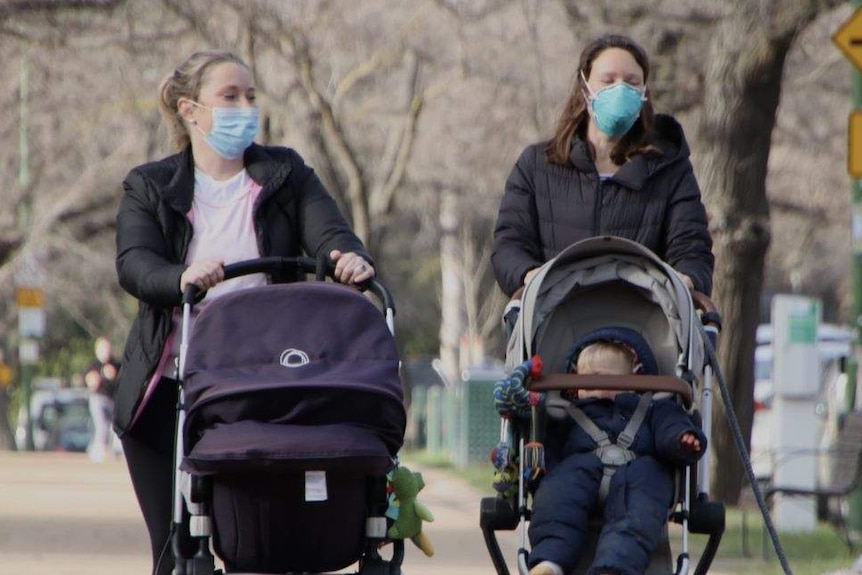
[158,50,250,151]
[546,34,656,167]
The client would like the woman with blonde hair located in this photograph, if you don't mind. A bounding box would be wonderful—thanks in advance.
[114,49,374,575]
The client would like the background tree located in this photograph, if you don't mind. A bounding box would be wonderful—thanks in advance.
[698,0,845,503]
[0,0,853,505]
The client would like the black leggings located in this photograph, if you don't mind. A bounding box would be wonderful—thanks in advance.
[121,378,194,575]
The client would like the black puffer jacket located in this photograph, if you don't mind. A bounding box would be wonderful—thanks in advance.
[492,114,713,297]
[113,143,370,435]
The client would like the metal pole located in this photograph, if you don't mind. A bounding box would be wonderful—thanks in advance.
[847,0,862,532]
[18,54,29,190]
[21,361,34,451]
[17,55,34,453]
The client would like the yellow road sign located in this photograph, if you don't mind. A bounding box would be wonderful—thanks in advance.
[15,287,45,308]
[834,7,862,72]
[851,112,862,178]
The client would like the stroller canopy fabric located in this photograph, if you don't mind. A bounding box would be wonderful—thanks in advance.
[507,236,704,378]
[182,282,405,458]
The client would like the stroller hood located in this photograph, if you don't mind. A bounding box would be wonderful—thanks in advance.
[506,236,704,378]
[182,282,405,456]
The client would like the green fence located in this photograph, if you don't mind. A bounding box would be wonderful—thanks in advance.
[417,367,504,467]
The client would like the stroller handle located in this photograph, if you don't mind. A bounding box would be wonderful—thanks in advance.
[691,291,721,329]
[181,256,396,315]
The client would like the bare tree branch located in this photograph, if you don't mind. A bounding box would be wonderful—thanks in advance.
[522,0,547,133]
[370,50,423,219]
[27,138,139,249]
[0,0,125,20]
[278,25,370,242]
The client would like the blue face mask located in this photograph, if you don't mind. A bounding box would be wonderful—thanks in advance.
[582,72,646,139]
[189,102,259,159]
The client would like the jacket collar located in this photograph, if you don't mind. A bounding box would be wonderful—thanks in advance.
[161,143,293,213]
[161,147,195,214]
[567,114,688,192]
[244,143,293,198]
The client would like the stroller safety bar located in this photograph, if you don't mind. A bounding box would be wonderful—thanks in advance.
[528,374,693,408]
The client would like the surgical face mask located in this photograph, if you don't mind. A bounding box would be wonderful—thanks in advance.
[581,71,646,139]
[188,101,259,159]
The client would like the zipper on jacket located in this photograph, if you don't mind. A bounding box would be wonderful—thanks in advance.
[593,176,604,236]
[179,217,193,262]
[251,174,286,258]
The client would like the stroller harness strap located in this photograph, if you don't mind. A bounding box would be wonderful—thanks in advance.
[564,392,653,501]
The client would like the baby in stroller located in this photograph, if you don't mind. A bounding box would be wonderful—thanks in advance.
[523,327,706,575]
[483,236,725,575]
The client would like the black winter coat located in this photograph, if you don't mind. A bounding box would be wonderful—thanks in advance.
[492,114,714,297]
[113,144,370,435]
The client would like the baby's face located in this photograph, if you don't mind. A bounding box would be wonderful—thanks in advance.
[577,356,631,400]
[578,388,619,400]
[577,358,631,376]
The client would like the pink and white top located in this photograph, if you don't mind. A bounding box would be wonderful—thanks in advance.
[187,168,266,300]
[131,168,267,426]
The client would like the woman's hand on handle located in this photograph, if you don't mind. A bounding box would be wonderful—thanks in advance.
[674,269,694,291]
[180,260,225,293]
[330,250,375,285]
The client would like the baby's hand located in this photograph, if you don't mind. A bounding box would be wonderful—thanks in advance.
[680,432,701,453]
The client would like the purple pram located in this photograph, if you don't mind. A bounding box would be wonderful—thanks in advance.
[172,258,406,574]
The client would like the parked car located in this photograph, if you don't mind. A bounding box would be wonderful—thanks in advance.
[749,323,853,479]
[15,381,92,452]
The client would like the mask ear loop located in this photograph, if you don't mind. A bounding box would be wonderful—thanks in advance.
[637,85,649,103]
[179,98,211,138]
[580,70,595,102]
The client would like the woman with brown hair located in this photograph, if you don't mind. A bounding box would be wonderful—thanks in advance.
[491,34,713,298]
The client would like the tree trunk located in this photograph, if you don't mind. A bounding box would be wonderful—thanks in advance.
[0,389,14,450]
[438,189,462,386]
[698,12,794,504]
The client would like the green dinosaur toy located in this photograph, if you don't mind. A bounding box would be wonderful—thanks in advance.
[387,466,435,557]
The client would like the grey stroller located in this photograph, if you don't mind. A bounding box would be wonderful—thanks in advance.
[481,236,726,575]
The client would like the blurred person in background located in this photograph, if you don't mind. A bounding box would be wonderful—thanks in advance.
[84,336,120,462]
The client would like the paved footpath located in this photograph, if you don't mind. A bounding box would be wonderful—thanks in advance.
[0,451,751,575]
[0,451,521,574]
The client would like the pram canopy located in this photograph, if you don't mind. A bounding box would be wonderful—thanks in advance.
[507,236,704,380]
[180,281,406,474]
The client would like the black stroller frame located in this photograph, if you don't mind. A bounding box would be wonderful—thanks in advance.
[480,237,727,575]
[169,256,405,575]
